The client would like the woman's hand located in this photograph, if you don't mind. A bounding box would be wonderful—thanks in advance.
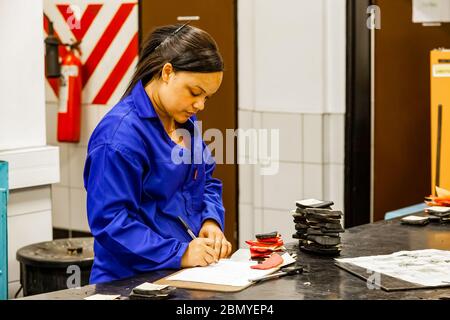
[181,238,217,267]
[199,219,232,260]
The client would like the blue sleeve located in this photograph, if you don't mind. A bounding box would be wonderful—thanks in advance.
[200,144,225,231]
[84,143,188,272]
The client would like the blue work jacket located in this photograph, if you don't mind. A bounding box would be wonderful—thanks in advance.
[83,80,225,284]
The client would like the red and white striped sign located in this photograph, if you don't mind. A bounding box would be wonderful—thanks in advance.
[43,0,138,105]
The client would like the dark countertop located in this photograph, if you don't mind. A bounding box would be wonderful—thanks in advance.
[21,218,450,300]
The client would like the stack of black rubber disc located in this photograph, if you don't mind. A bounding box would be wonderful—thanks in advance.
[292,200,344,256]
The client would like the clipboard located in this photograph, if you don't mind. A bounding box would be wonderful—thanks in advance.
[155,251,295,292]
[154,266,281,293]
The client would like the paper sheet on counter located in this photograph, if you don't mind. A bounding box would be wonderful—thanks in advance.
[336,249,450,287]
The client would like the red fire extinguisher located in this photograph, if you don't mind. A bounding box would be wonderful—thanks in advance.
[57,43,82,142]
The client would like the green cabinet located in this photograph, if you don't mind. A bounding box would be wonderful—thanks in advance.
[0,161,8,300]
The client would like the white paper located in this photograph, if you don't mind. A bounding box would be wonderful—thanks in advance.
[84,294,120,300]
[427,206,450,213]
[280,252,296,267]
[134,282,168,291]
[336,249,450,287]
[297,199,323,206]
[433,64,450,78]
[401,215,428,222]
[167,259,277,287]
[229,248,252,261]
[413,0,450,23]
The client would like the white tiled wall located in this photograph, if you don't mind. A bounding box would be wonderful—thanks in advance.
[324,113,345,164]
[323,164,345,214]
[303,163,324,200]
[69,188,89,231]
[238,163,253,205]
[237,0,255,111]
[68,146,87,189]
[263,208,297,241]
[58,144,70,187]
[261,113,302,162]
[237,0,346,248]
[79,105,100,148]
[51,186,70,229]
[253,0,325,113]
[262,162,303,210]
[303,115,324,164]
[325,0,347,114]
[253,208,264,235]
[237,112,345,248]
[47,104,113,233]
[238,203,254,247]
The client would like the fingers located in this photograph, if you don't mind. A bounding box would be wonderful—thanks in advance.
[214,237,232,259]
[198,246,216,266]
[214,237,221,253]
[199,240,232,266]
[202,254,214,265]
[213,237,222,260]
[184,238,224,268]
[224,240,232,258]
[197,238,215,248]
[219,239,227,259]
[199,238,219,261]
[195,235,232,263]
[200,236,220,261]
[204,244,218,263]
[196,245,216,266]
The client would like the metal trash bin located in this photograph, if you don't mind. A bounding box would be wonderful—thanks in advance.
[16,237,94,296]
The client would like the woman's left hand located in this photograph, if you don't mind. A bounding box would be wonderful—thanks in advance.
[199,219,232,260]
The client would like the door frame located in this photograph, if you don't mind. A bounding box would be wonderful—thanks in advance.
[344,0,372,227]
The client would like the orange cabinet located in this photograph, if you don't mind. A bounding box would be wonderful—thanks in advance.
[431,49,450,193]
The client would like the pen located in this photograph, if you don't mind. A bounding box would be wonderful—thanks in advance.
[177,216,197,240]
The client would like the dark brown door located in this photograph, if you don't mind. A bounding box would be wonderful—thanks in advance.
[139,0,237,247]
[373,0,450,221]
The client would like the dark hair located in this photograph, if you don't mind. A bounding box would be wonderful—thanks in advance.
[122,24,224,98]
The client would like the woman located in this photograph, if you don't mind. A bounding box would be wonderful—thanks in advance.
[83,23,232,284]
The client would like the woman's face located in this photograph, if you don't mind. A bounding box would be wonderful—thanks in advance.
[158,64,223,123]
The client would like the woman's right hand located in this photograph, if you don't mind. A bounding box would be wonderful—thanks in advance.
[181,238,218,268]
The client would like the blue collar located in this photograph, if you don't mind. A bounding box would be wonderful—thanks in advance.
[131,80,158,119]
